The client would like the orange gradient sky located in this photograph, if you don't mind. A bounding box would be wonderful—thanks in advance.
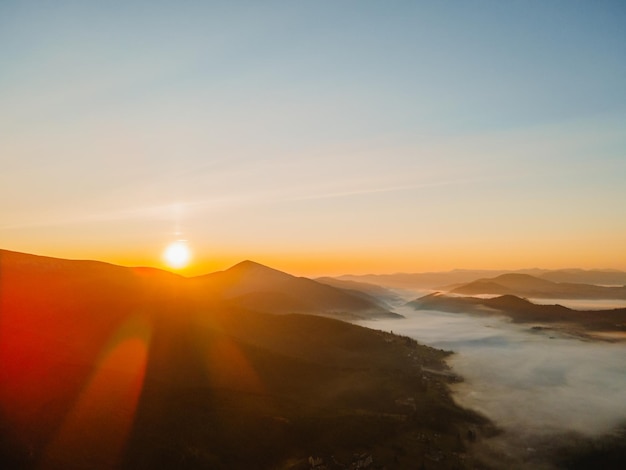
[1,2,625,276]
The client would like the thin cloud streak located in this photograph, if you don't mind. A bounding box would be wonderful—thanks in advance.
[0,177,476,232]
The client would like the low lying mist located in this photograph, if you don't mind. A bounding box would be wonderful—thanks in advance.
[528,298,626,310]
[358,306,626,467]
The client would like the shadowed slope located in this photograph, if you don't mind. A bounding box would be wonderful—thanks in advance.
[314,277,403,308]
[194,260,399,319]
[0,249,187,469]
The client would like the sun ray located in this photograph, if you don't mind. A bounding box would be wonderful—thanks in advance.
[41,314,152,469]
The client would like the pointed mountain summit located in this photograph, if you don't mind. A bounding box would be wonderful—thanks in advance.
[208,259,297,288]
[227,259,283,273]
[195,260,399,319]
[195,260,307,296]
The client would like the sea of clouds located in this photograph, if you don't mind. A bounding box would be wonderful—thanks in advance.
[358,305,626,467]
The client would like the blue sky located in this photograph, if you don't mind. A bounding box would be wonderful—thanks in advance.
[1,1,625,274]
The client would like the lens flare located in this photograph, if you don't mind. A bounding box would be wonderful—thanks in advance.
[41,314,152,469]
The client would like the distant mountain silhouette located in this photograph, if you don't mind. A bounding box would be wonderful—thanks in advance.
[538,269,626,286]
[194,260,398,319]
[451,273,626,299]
[406,292,484,312]
[314,276,404,308]
[0,249,481,469]
[336,268,626,291]
[337,269,548,290]
[408,293,626,334]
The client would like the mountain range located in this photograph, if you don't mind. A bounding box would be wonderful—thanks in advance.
[408,293,626,338]
[338,268,626,291]
[192,259,398,318]
[449,273,626,299]
[0,249,480,469]
[1,250,396,320]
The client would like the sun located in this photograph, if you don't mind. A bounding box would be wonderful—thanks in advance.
[163,241,191,269]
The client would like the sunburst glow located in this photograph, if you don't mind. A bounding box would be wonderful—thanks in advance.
[163,241,191,269]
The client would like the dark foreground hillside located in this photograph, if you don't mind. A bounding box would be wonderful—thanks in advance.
[0,251,490,469]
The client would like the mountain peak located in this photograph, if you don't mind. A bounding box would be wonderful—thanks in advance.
[225,260,291,277]
[229,259,267,270]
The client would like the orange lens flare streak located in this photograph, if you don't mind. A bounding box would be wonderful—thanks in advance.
[41,317,151,469]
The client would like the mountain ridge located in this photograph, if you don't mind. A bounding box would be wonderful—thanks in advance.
[336,268,626,291]
[407,293,626,339]
[1,249,397,320]
[0,248,485,469]
[451,273,626,299]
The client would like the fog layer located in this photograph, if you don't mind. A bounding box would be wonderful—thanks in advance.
[358,306,626,439]
[529,298,626,310]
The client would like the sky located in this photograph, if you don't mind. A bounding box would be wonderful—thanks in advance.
[1,1,625,276]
